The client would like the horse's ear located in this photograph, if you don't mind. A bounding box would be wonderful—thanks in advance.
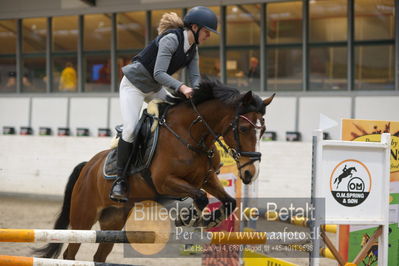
[263,93,276,107]
[242,91,253,106]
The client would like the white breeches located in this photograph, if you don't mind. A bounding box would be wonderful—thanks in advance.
[119,76,168,143]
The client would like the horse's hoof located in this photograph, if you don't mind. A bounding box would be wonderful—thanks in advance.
[109,193,128,203]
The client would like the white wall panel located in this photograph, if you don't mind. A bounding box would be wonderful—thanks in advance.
[355,96,399,122]
[109,97,122,135]
[299,97,352,141]
[0,98,30,132]
[0,136,111,197]
[258,141,312,198]
[264,97,297,141]
[69,97,108,136]
[31,97,68,134]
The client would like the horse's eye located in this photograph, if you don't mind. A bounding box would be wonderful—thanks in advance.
[239,126,250,133]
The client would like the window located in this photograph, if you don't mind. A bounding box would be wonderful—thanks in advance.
[354,0,394,90]
[22,18,47,92]
[268,47,302,91]
[267,1,303,44]
[0,19,16,54]
[53,16,78,52]
[0,19,17,92]
[84,14,111,92]
[22,56,46,92]
[199,49,220,79]
[84,14,111,51]
[117,11,146,50]
[267,2,303,91]
[53,16,78,92]
[309,46,347,90]
[226,4,261,91]
[0,57,17,92]
[309,0,347,90]
[355,0,394,41]
[23,18,47,53]
[355,45,394,90]
[310,0,347,42]
[227,4,260,46]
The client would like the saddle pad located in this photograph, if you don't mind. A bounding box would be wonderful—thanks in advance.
[103,149,118,180]
[103,113,159,180]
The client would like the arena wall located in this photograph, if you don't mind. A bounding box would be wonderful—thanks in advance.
[0,136,312,199]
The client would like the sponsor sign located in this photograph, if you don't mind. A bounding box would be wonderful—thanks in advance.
[330,159,371,207]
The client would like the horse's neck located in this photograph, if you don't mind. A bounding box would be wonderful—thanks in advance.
[193,101,234,144]
[171,100,234,146]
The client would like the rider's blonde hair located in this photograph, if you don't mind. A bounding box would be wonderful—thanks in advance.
[157,12,184,35]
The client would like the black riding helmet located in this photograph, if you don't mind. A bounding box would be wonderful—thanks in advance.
[184,6,218,44]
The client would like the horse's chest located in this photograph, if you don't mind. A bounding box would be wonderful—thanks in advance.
[184,168,210,187]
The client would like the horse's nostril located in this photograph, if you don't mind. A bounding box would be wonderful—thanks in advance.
[244,170,252,180]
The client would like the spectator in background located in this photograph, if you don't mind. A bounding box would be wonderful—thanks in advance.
[22,74,35,91]
[59,62,77,91]
[98,61,111,84]
[247,56,260,79]
[5,71,17,90]
[246,56,260,89]
[213,61,220,78]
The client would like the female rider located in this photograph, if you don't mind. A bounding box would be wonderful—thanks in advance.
[111,6,218,202]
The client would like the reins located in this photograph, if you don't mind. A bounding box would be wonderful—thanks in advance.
[158,104,214,158]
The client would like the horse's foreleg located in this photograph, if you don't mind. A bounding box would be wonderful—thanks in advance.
[157,175,208,227]
[63,244,81,260]
[201,173,237,229]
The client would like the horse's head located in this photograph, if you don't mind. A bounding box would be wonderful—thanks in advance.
[167,78,274,185]
[223,91,275,184]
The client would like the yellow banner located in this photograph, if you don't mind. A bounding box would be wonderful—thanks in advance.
[342,119,399,180]
[215,138,237,167]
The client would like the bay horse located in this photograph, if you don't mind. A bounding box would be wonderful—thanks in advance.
[34,78,275,262]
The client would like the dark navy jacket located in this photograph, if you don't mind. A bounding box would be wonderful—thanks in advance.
[133,28,197,79]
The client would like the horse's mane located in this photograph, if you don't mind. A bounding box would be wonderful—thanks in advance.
[166,78,242,107]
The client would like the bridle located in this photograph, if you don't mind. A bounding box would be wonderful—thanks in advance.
[217,103,265,170]
[158,99,265,172]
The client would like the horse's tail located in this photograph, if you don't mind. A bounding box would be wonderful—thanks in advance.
[32,161,87,258]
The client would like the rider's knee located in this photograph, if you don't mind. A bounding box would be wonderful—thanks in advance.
[121,126,135,143]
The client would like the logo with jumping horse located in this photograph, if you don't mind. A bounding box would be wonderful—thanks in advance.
[330,159,372,207]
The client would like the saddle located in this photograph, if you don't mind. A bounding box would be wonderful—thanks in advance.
[103,100,188,201]
[103,109,160,180]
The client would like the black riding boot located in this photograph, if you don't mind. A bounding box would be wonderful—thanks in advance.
[110,138,133,202]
